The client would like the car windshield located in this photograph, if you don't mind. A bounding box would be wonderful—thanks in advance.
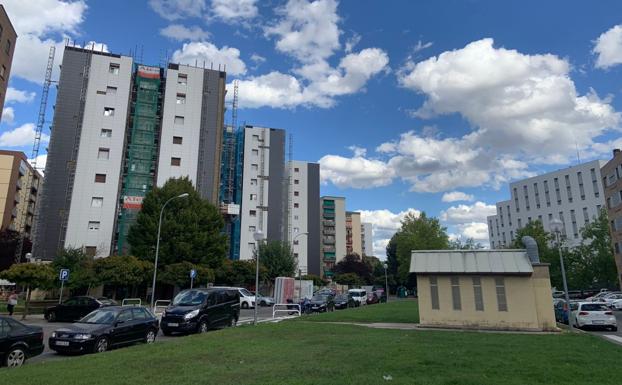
[240,289,252,297]
[79,309,117,324]
[97,298,116,305]
[581,304,609,311]
[335,295,348,301]
[172,290,207,306]
[312,295,327,301]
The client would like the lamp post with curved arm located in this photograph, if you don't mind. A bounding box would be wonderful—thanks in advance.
[253,230,264,326]
[293,232,309,300]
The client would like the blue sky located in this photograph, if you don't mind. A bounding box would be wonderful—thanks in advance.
[3,0,622,257]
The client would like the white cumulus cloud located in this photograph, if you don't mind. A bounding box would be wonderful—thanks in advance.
[171,41,247,75]
[358,207,422,258]
[2,107,15,124]
[440,202,496,224]
[441,191,474,203]
[211,0,258,21]
[319,153,395,189]
[0,123,49,147]
[148,0,206,21]
[6,88,36,104]
[160,25,210,41]
[594,24,622,69]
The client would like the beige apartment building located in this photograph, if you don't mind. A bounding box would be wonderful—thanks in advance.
[602,148,622,289]
[345,211,362,256]
[0,5,17,121]
[411,248,556,331]
[0,150,41,237]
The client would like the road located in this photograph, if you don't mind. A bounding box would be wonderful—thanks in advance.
[21,306,276,365]
[582,309,622,345]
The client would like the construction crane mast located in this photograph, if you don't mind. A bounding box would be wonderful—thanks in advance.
[14,46,56,263]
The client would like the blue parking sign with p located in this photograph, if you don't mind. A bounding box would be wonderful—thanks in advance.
[190,269,196,279]
[59,269,70,282]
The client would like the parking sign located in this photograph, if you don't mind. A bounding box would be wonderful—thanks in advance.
[59,269,70,282]
[190,269,197,279]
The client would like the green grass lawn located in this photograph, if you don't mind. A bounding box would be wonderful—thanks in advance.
[304,299,419,323]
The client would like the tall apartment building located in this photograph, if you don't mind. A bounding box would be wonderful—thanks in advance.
[488,160,606,249]
[0,150,41,236]
[320,196,346,279]
[34,45,226,260]
[345,211,362,256]
[361,222,373,256]
[237,125,286,260]
[0,5,16,122]
[601,149,622,289]
[219,125,244,260]
[287,161,320,276]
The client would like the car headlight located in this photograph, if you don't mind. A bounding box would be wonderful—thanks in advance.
[74,334,92,340]
[51,332,57,338]
[184,309,199,320]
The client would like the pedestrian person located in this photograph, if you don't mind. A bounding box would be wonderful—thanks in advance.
[7,291,18,316]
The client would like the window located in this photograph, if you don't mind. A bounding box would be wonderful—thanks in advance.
[249,210,256,217]
[250,179,257,186]
[252,149,259,156]
[565,175,573,203]
[523,185,530,211]
[473,277,484,311]
[88,221,100,231]
[251,164,258,171]
[294,179,299,185]
[249,226,256,232]
[544,180,551,207]
[173,136,183,144]
[132,308,147,320]
[5,39,10,55]
[495,277,508,312]
[578,171,585,200]
[101,129,112,138]
[517,218,522,228]
[559,211,567,237]
[294,167,299,172]
[174,116,184,125]
[171,157,181,166]
[534,182,541,208]
[570,210,578,238]
[250,194,257,200]
[91,197,103,208]
[451,277,461,311]
[98,148,110,160]
[430,277,439,310]
[294,215,299,220]
[252,134,260,141]
[513,187,520,212]
[294,191,299,196]
[294,203,299,208]
[85,246,97,257]
[591,168,600,197]
[106,86,117,95]
[176,93,186,104]
[109,63,120,74]
[94,174,106,183]
[103,107,115,116]
[177,74,187,85]
[583,207,589,224]
[507,205,512,226]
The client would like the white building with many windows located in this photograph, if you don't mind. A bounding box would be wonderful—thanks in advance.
[487,160,606,248]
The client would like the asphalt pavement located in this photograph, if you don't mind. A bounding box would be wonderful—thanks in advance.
[582,309,622,345]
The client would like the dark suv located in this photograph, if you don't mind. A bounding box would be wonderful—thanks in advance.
[160,288,240,335]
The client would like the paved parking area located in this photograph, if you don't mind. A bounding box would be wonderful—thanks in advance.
[582,309,622,345]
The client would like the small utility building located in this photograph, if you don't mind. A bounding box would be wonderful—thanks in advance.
[411,239,556,331]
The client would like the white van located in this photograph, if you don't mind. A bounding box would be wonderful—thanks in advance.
[348,289,367,306]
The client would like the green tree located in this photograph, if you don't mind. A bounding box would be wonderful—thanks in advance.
[215,260,265,287]
[450,238,484,250]
[334,272,363,286]
[511,220,562,288]
[94,255,153,299]
[256,241,296,283]
[333,253,373,284]
[159,261,214,288]
[127,177,227,268]
[52,248,98,295]
[0,229,32,271]
[0,263,54,319]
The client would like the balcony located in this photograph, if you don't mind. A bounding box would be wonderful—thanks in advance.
[323,228,335,235]
[29,193,37,202]
[323,246,336,253]
[323,237,335,244]
[323,270,334,278]
[322,211,335,219]
[322,201,335,208]
[323,220,335,227]
[14,194,20,204]
[15,179,22,190]
[323,252,336,261]
[27,203,35,215]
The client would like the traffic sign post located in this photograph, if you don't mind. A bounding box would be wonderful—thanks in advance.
[190,269,196,289]
[58,269,70,304]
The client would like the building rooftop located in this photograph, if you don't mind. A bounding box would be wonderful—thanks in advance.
[410,249,534,275]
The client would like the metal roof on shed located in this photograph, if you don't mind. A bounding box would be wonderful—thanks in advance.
[410,249,533,275]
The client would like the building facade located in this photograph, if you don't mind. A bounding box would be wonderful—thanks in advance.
[237,125,286,260]
[601,149,622,289]
[34,45,226,260]
[361,222,373,256]
[345,211,362,256]
[0,5,16,122]
[287,161,321,276]
[0,150,41,236]
[320,196,346,279]
[487,160,606,248]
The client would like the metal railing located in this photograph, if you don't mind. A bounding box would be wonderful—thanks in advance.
[272,303,300,318]
[153,299,170,318]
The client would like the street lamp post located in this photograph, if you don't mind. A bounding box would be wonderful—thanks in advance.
[293,232,308,300]
[383,263,389,303]
[253,230,264,326]
[550,218,574,332]
[150,193,189,310]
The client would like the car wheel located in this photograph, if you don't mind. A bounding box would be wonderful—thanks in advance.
[241,302,249,309]
[47,311,56,322]
[94,337,109,353]
[198,320,209,334]
[5,347,26,368]
[228,316,237,327]
[145,329,157,344]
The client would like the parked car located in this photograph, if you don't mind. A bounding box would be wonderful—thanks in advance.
[256,294,275,307]
[572,302,618,331]
[0,316,44,367]
[160,288,240,336]
[49,306,158,355]
[348,289,367,306]
[334,294,354,310]
[600,293,622,308]
[366,292,379,305]
[44,296,116,322]
[237,288,255,309]
[315,288,337,297]
[309,294,335,313]
[585,291,612,302]
[611,298,622,310]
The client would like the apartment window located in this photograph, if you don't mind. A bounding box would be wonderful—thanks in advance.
[249,226,256,232]
[565,175,573,203]
[513,187,520,212]
[559,212,567,237]
[548,213,553,222]
[577,172,585,200]
[252,134,260,141]
[251,164,258,171]
[294,179,299,185]
[250,194,257,200]
[570,210,578,238]
[294,203,299,208]
[171,157,181,166]
[177,74,187,85]
[91,197,103,208]
[173,136,183,144]
[430,277,439,310]
[252,149,259,156]
[109,63,120,74]
[510,230,514,240]
[451,277,461,311]
[583,207,589,224]
[591,168,599,197]
[534,182,541,208]
[507,205,512,226]
[293,227,299,233]
[174,116,184,125]
[103,107,115,116]
[101,129,112,138]
[294,167,300,172]
[494,277,508,312]
[517,218,522,228]
[544,180,551,207]
[85,246,97,257]
[97,148,110,160]
[88,221,100,231]
[249,210,256,217]
[554,177,561,204]
[294,191,299,197]
[523,185,530,211]
[176,93,186,104]
[94,174,106,183]
[106,86,117,95]
[472,277,484,311]
[502,232,506,244]
[250,179,257,186]
[294,215,299,220]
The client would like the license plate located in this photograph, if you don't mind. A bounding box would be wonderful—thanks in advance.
[55,341,70,346]
[168,322,179,327]
[592,320,604,324]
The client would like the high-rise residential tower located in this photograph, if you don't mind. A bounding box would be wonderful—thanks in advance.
[601,149,622,289]
[320,196,346,279]
[0,5,17,122]
[345,211,362,256]
[0,150,41,236]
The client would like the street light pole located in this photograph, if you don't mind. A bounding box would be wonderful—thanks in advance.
[383,263,389,303]
[293,232,308,300]
[550,218,574,332]
[253,230,264,326]
[150,193,189,310]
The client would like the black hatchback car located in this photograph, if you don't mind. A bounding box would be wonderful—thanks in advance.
[49,306,159,355]
[334,294,355,310]
[160,288,240,335]
[0,316,44,367]
[45,296,117,322]
[309,294,335,313]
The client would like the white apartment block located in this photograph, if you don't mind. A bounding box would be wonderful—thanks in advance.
[488,160,606,249]
[361,222,373,256]
[346,211,362,256]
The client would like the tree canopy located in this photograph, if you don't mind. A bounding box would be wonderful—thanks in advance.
[256,240,296,283]
[52,248,98,293]
[0,262,54,319]
[159,261,214,288]
[333,253,373,284]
